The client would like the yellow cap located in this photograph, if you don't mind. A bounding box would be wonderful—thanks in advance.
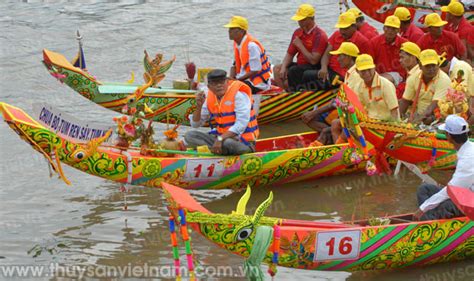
[384,15,401,28]
[394,7,411,21]
[347,7,363,18]
[400,42,421,58]
[329,42,360,57]
[335,12,356,28]
[424,13,448,27]
[291,4,315,21]
[441,1,464,17]
[355,54,376,71]
[224,16,248,31]
[419,49,440,66]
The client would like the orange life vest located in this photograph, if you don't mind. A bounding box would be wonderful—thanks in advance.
[207,80,259,144]
[234,35,272,86]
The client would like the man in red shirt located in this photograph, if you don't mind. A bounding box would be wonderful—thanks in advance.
[442,0,473,63]
[273,4,328,91]
[348,7,379,40]
[371,16,408,86]
[393,7,425,43]
[318,12,371,85]
[417,13,466,61]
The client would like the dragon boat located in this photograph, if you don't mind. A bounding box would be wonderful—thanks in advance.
[162,182,474,273]
[335,83,474,173]
[347,0,474,26]
[0,102,368,190]
[42,49,338,126]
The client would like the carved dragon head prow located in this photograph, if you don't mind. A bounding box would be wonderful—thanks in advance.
[70,129,112,162]
[230,186,274,242]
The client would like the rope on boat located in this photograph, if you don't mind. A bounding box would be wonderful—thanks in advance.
[168,209,195,281]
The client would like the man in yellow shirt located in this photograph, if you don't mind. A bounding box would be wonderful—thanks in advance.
[400,42,421,79]
[301,42,360,144]
[330,54,399,144]
[352,54,400,121]
[399,49,451,124]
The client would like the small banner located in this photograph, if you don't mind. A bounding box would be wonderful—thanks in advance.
[33,103,114,144]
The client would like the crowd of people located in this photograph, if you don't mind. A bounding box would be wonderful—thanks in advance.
[182,1,473,221]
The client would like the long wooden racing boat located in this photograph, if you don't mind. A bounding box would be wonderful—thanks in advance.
[0,102,366,189]
[350,0,474,26]
[336,83,473,172]
[42,49,337,126]
[163,182,474,272]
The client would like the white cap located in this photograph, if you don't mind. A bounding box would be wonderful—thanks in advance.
[438,115,470,135]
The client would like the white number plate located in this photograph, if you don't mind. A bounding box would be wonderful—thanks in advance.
[184,159,224,181]
[314,230,361,261]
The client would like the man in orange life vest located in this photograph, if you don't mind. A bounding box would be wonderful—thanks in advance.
[184,69,259,155]
[225,16,272,94]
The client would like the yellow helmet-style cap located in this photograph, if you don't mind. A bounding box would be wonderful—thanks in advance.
[335,12,356,29]
[441,1,465,17]
[224,16,248,31]
[424,13,448,27]
[419,49,440,66]
[329,42,360,57]
[384,15,401,28]
[355,54,376,71]
[347,7,363,18]
[291,4,315,21]
[394,7,411,21]
[400,42,421,58]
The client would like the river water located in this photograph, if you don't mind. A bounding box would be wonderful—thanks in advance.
[0,0,472,280]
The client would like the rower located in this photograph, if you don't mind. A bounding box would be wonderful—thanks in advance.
[273,4,329,91]
[416,13,467,61]
[318,12,371,88]
[224,16,272,94]
[397,42,422,98]
[370,15,408,86]
[393,7,424,43]
[399,49,451,124]
[301,42,360,145]
[414,115,474,220]
[441,0,473,62]
[347,7,379,40]
[331,54,400,143]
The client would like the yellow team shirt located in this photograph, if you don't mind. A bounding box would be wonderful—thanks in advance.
[345,64,361,90]
[402,70,450,115]
[408,64,420,78]
[353,73,400,121]
[449,58,474,98]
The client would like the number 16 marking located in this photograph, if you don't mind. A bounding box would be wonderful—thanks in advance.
[314,230,361,261]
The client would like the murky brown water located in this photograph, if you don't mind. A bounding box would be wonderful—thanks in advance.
[1,0,472,280]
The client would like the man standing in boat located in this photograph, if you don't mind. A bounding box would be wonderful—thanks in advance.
[397,42,421,98]
[393,7,424,44]
[185,69,259,155]
[399,49,451,124]
[273,4,328,91]
[225,16,272,94]
[414,115,474,220]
